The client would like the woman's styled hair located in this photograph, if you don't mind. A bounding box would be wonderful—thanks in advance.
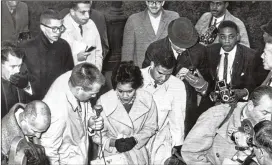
[111,61,143,90]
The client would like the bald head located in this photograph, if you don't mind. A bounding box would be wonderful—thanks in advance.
[22,101,51,138]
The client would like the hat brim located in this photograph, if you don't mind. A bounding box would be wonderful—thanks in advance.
[168,21,199,49]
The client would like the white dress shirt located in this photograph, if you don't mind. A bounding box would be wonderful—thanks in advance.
[217,46,237,84]
[212,14,225,28]
[148,12,162,35]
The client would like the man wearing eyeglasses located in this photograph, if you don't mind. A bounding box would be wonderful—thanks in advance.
[122,1,179,67]
[61,1,103,71]
[19,9,74,100]
[195,1,249,47]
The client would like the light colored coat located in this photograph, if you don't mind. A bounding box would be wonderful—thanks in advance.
[61,14,103,71]
[141,67,187,164]
[92,89,158,165]
[195,10,250,48]
[121,9,179,67]
[181,102,248,165]
[40,71,96,165]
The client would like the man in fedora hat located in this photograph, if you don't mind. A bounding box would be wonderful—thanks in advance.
[142,17,210,136]
[260,19,272,86]
[195,1,250,47]
[198,20,257,112]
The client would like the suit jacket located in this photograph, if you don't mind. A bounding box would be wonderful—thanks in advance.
[206,43,256,93]
[92,89,158,165]
[1,1,29,42]
[142,37,210,136]
[195,10,250,47]
[181,102,247,165]
[122,9,179,67]
[261,70,272,86]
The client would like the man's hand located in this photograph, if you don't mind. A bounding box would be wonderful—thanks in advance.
[24,142,48,165]
[77,51,92,62]
[176,67,189,80]
[88,116,104,131]
[9,73,28,89]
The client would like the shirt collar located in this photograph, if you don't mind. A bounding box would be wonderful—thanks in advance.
[220,45,237,56]
[212,14,225,24]
[69,13,84,30]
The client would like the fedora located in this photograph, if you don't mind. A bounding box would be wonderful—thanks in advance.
[168,17,198,48]
[261,19,272,36]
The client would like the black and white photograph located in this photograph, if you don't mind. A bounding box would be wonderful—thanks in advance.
[1,1,272,165]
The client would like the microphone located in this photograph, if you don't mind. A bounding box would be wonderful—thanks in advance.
[93,105,103,118]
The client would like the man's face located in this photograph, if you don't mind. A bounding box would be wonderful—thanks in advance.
[150,63,173,85]
[263,32,272,44]
[23,117,49,139]
[1,54,22,80]
[71,3,90,25]
[210,1,228,18]
[76,82,102,102]
[219,27,239,52]
[261,43,272,70]
[41,19,63,43]
[7,1,19,11]
[253,143,272,165]
[116,83,136,104]
[146,1,165,16]
[247,95,272,126]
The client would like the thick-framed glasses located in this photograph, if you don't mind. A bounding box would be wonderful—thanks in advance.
[147,1,163,5]
[41,23,66,33]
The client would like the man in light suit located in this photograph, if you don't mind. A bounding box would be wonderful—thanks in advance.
[195,1,250,47]
[61,1,103,71]
[122,1,179,67]
[261,19,272,86]
[1,1,29,42]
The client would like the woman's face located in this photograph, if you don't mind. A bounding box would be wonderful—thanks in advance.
[116,82,136,104]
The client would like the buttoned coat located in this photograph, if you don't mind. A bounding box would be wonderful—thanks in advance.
[195,10,250,47]
[1,1,29,42]
[121,9,179,67]
[92,89,158,165]
[141,67,187,164]
[181,102,247,165]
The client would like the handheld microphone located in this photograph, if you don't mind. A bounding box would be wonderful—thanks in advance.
[93,105,103,118]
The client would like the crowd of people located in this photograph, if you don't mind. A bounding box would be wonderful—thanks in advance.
[1,1,272,165]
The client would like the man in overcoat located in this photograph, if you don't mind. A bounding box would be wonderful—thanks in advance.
[181,86,272,165]
[122,1,179,67]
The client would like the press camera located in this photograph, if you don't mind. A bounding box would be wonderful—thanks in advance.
[210,80,235,103]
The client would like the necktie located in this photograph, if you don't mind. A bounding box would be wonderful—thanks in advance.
[11,9,16,28]
[79,25,83,36]
[223,53,229,83]
[213,18,217,26]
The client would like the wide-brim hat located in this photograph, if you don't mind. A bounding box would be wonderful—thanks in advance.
[168,17,199,49]
[261,19,272,36]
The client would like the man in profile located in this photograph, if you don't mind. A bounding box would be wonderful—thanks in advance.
[1,100,51,165]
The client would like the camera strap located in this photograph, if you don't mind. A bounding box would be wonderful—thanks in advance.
[218,102,238,129]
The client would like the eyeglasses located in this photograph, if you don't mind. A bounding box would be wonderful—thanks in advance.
[147,1,163,6]
[41,23,66,33]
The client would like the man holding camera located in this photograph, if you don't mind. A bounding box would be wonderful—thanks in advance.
[181,86,272,165]
[199,20,257,112]
[61,1,103,71]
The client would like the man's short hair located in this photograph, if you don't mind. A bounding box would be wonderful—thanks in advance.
[1,41,24,64]
[40,9,62,25]
[111,61,143,90]
[69,63,105,91]
[218,20,239,33]
[254,120,272,157]
[70,1,91,10]
[151,47,176,69]
[249,86,272,106]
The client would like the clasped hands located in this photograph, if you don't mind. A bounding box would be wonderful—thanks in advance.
[109,137,137,153]
[88,116,104,131]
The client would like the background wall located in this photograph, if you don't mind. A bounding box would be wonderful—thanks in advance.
[25,1,272,53]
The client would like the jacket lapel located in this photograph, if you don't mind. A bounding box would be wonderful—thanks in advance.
[262,71,272,86]
[209,44,221,80]
[103,91,133,129]
[129,91,150,122]
[155,9,167,40]
[231,45,244,82]
[141,9,156,40]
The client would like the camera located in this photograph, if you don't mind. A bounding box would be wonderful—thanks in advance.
[210,80,235,103]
